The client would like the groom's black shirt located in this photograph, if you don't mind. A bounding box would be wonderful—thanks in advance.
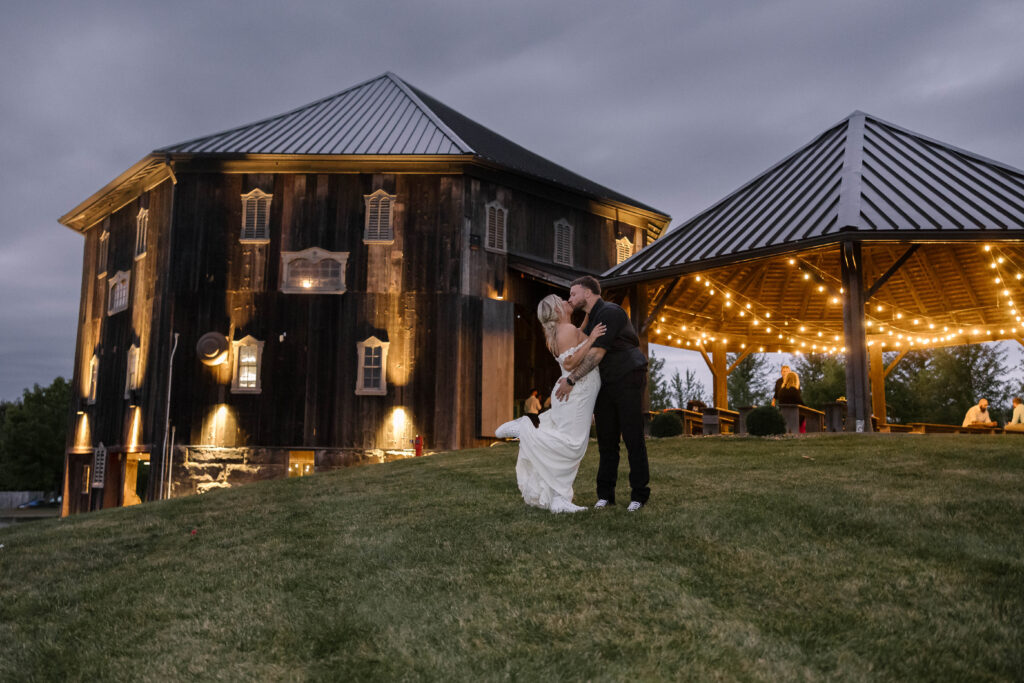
[583,298,647,384]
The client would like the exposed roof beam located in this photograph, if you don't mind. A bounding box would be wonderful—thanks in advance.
[866,244,919,300]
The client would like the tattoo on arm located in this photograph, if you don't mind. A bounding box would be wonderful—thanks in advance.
[569,350,601,383]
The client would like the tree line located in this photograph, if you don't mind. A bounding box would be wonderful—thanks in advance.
[648,344,1024,424]
[0,377,69,492]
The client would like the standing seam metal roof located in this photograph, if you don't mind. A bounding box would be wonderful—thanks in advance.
[606,111,1024,280]
[157,72,666,216]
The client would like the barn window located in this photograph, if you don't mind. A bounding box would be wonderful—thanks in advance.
[485,201,507,253]
[125,345,140,399]
[615,235,633,264]
[97,230,109,277]
[364,190,395,244]
[553,219,573,266]
[107,270,130,315]
[87,354,99,404]
[240,189,272,243]
[135,208,149,259]
[231,336,264,394]
[355,336,390,396]
[281,248,348,294]
[81,464,91,495]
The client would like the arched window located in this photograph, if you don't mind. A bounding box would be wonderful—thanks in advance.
[87,354,99,404]
[281,248,348,294]
[107,270,130,315]
[553,219,573,266]
[135,208,149,259]
[125,345,140,399]
[97,230,109,277]
[231,336,265,394]
[616,235,633,264]
[240,189,273,242]
[355,336,390,396]
[485,201,507,253]
[364,189,396,243]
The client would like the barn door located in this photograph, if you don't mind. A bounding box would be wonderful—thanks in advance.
[479,299,514,437]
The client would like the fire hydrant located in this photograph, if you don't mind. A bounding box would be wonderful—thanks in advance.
[413,435,423,457]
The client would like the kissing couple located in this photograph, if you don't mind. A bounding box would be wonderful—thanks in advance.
[496,276,651,513]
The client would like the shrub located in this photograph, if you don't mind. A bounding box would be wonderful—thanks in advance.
[746,406,786,436]
[650,412,684,437]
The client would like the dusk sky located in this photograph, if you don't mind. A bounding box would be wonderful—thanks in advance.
[2,0,1024,400]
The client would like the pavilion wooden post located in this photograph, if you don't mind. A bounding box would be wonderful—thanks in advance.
[711,339,728,409]
[868,343,886,426]
[840,241,873,432]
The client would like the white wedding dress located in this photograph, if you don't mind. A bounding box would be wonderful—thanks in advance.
[496,341,601,513]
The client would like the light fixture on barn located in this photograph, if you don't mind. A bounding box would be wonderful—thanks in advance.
[196,332,229,366]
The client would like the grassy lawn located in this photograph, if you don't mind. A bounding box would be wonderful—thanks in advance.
[1,435,1022,681]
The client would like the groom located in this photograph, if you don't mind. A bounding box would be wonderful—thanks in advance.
[554,276,650,511]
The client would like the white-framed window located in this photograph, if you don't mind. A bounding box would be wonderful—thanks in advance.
[553,219,573,266]
[355,336,390,396]
[231,335,265,394]
[364,189,395,244]
[97,230,109,277]
[615,235,633,264]
[135,208,149,259]
[125,344,140,399]
[107,270,130,315]
[485,200,507,253]
[87,354,99,404]
[280,248,348,294]
[241,189,272,243]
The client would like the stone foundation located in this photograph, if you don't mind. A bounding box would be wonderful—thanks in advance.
[168,445,421,497]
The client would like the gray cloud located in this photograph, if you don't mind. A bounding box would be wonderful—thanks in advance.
[2,0,1023,399]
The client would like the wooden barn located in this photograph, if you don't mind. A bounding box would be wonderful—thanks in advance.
[58,72,670,515]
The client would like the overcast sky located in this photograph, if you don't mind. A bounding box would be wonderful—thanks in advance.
[2,0,1024,400]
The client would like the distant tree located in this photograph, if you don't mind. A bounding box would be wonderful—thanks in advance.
[727,353,771,407]
[0,377,70,492]
[647,351,672,410]
[885,344,1010,424]
[792,353,846,409]
[672,368,708,408]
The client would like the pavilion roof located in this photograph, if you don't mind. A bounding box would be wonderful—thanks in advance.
[606,111,1024,284]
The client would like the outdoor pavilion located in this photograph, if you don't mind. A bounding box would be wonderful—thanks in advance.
[603,111,1024,431]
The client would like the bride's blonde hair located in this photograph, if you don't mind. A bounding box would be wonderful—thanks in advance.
[537,294,564,355]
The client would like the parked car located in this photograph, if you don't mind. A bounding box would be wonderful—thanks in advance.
[16,496,60,509]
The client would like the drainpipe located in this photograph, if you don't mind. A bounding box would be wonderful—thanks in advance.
[160,333,179,499]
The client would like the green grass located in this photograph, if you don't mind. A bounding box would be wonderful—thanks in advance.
[2,435,1022,681]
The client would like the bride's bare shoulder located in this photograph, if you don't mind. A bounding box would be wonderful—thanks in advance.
[554,323,580,354]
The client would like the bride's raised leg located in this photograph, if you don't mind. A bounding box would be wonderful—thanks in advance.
[495,418,521,439]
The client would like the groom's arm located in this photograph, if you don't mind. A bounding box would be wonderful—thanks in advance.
[553,347,606,401]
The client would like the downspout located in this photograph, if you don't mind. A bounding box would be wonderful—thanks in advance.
[160,333,179,499]
[158,156,179,499]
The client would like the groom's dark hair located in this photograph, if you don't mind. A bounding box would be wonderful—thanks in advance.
[571,275,601,296]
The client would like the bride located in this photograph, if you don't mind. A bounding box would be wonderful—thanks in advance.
[496,294,606,513]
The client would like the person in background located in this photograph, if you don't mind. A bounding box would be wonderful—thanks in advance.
[962,398,997,428]
[524,388,542,427]
[1005,397,1024,433]
[776,371,805,432]
[771,364,791,406]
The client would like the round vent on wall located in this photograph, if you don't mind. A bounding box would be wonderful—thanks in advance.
[196,332,229,366]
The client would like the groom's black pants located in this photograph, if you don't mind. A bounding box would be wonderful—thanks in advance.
[595,367,650,504]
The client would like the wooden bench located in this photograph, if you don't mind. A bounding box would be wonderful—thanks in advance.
[663,408,703,436]
[881,423,914,433]
[777,403,825,434]
[701,407,739,435]
[960,424,1004,434]
[906,422,961,434]
[822,402,880,432]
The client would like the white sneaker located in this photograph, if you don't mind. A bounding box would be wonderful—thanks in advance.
[627,501,644,512]
[594,499,612,509]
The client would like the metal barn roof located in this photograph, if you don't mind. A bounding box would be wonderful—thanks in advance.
[156,72,664,216]
[606,111,1024,283]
